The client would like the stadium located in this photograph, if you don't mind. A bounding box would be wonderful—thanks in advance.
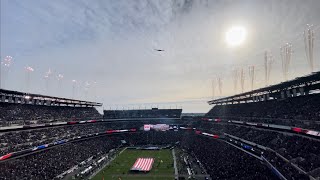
[1,1,320,180]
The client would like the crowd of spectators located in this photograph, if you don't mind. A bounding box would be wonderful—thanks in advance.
[206,94,320,130]
[0,102,102,126]
[0,95,319,180]
[0,120,184,155]
[196,121,320,177]
[181,134,278,180]
[0,130,183,180]
[103,108,182,119]
[0,136,121,180]
[0,121,141,155]
[0,121,317,179]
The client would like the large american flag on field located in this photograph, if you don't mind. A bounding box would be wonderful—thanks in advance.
[130,158,155,171]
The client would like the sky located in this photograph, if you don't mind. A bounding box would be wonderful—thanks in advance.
[1,0,320,113]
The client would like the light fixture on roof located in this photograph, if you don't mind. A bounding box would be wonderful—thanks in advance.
[24,95,31,99]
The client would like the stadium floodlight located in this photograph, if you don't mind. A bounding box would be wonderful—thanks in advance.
[24,95,31,99]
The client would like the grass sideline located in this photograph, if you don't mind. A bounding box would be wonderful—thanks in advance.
[91,149,174,180]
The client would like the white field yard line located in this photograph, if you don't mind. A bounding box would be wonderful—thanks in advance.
[89,147,127,179]
[172,148,179,178]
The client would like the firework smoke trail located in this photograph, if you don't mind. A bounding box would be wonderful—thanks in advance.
[280,43,293,81]
[57,74,64,96]
[267,58,273,85]
[304,24,315,72]
[84,81,91,100]
[1,56,13,88]
[93,81,97,102]
[232,69,239,94]
[217,77,223,95]
[211,79,215,99]
[248,66,255,91]
[264,52,268,86]
[264,51,274,86]
[72,80,77,99]
[240,68,245,93]
[44,68,52,94]
[25,66,34,92]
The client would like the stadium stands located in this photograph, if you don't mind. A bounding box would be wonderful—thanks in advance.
[0,102,102,125]
[0,130,184,180]
[0,89,102,126]
[181,134,280,180]
[206,94,320,130]
[0,120,181,156]
[103,108,182,119]
[0,116,318,179]
[196,121,320,177]
[206,71,320,131]
[206,94,320,122]
[0,129,279,180]
[0,136,120,180]
[0,74,319,179]
[208,71,320,105]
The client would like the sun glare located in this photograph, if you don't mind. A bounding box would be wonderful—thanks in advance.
[226,26,247,46]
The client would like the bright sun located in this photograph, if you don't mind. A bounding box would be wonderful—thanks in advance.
[226,26,247,46]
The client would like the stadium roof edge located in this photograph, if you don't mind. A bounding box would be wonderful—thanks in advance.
[208,71,320,105]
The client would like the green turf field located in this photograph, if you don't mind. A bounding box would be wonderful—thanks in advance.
[92,148,174,180]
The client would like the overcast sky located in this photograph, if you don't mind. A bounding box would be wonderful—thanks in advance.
[1,0,320,113]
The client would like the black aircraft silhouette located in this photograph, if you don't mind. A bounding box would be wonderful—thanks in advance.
[154,49,165,52]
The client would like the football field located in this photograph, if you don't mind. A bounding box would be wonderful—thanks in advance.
[92,149,174,180]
